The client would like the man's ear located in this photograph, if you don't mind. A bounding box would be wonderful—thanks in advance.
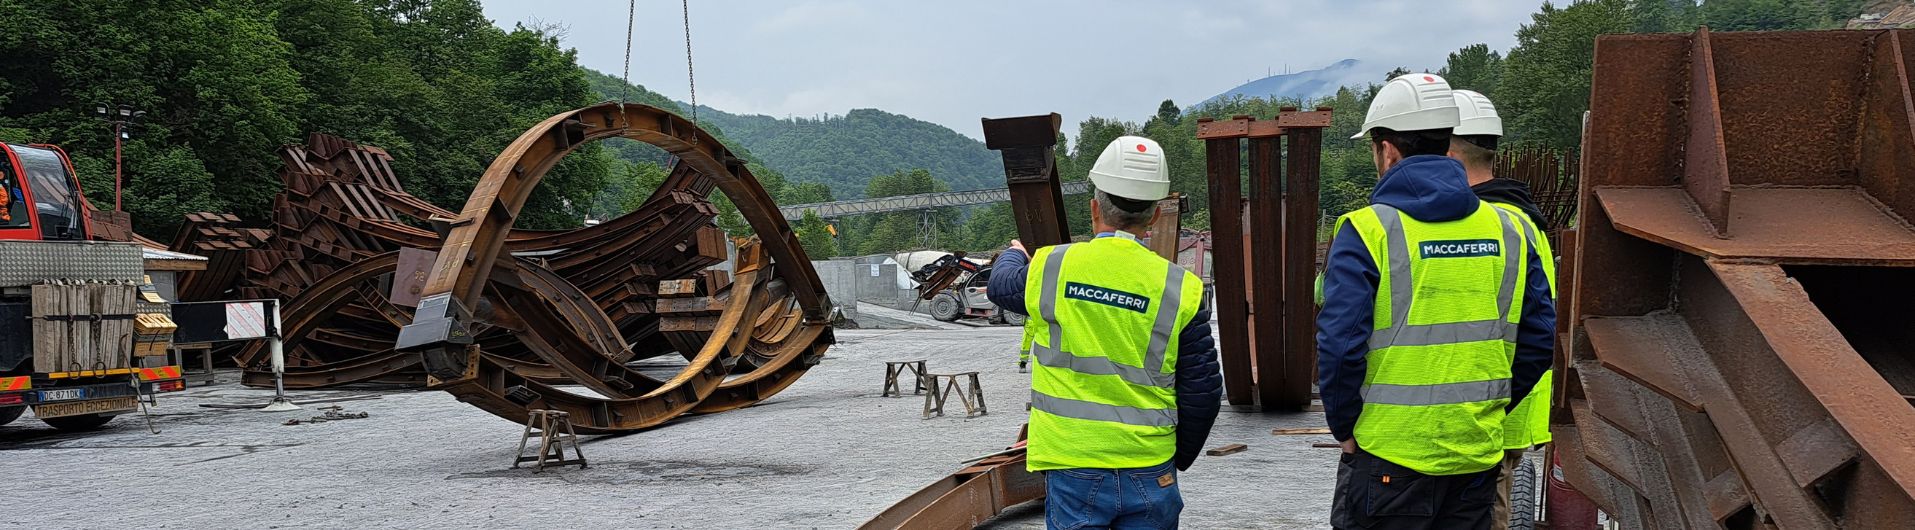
[1378,140,1404,170]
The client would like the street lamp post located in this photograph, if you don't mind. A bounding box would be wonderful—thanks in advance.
[94,103,145,212]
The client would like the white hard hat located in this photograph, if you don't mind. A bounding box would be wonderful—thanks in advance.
[1088,136,1170,202]
[1451,89,1502,137]
[1351,73,1461,139]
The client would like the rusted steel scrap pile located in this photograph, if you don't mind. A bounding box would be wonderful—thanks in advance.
[170,103,833,432]
[1559,28,1915,526]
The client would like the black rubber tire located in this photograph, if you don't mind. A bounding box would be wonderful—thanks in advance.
[0,406,23,427]
[41,412,116,431]
[1001,310,1026,326]
[1509,455,1539,530]
[929,292,962,322]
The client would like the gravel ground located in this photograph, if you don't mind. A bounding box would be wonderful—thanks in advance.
[0,327,1337,529]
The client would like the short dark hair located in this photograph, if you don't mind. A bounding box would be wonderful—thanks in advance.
[1370,126,1453,157]
[1095,190,1155,231]
[1450,136,1497,168]
[1457,134,1498,152]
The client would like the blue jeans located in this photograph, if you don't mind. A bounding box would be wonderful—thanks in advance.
[1044,460,1183,529]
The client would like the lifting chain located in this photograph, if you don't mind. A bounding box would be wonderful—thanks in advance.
[682,0,698,126]
[619,0,636,105]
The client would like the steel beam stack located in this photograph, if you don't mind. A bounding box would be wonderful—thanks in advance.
[165,103,833,434]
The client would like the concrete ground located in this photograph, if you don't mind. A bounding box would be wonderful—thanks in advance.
[0,327,1337,529]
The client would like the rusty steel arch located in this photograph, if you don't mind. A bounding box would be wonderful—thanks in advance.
[388,102,834,433]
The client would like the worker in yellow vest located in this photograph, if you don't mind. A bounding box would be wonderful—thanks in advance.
[1318,74,1555,529]
[1019,324,1034,373]
[987,136,1222,529]
[1448,89,1557,530]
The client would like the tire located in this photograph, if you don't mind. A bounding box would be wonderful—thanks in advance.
[41,413,116,431]
[929,292,963,322]
[1001,310,1027,326]
[1509,455,1539,530]
[0,406,23,427]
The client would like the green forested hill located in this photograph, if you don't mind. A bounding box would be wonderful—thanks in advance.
[585,66,1003,200]
[685,106,1002,199]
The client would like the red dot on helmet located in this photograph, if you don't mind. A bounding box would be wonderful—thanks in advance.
[1136,144,1147,153]
[1424,76,1435,82]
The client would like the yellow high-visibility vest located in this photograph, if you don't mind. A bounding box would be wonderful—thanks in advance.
[1489,202,1555,449]
[1337,201,1530,476]
[1022,235,1203,471]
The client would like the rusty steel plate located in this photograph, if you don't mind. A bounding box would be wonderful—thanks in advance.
[1195,117,1252,139]
[1596,186,1915,266]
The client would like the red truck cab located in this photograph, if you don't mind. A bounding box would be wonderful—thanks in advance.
[0,142,94,242]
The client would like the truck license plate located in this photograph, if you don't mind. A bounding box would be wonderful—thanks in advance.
[38,388,87,402]
[33,396,136,418]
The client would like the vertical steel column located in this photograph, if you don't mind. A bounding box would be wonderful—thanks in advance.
[982,114,1072,249]
[1246,124,1287,409]
[1279,108,1329,410]
[1197,117,1253,406]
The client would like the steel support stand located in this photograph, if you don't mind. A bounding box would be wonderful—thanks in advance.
[262,303,299,412]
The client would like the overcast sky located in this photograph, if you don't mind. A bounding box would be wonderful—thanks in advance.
[479,1,1547,139]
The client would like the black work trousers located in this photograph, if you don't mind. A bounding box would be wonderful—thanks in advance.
[1331,449,1501,529]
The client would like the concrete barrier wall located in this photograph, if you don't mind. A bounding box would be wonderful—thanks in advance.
[855,262,906,305]
[809,258,861,321]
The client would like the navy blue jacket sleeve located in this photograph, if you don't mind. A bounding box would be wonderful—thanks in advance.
[1508,241,1556,410]
[986,247,1030,315]
[1316,223,1378,442]
[1174,299,1222,471]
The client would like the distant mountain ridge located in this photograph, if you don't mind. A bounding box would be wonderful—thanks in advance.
[1202,59,1375,106]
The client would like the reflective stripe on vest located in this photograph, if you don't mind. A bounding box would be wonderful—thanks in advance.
[1030,392,1177,427]
[1362,379,1512,406]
